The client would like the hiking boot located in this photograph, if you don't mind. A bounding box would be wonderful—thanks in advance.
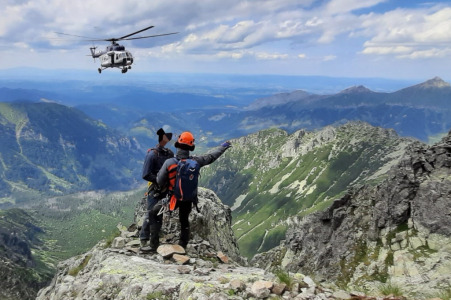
[140,240,149,247]
[140,246,158,253]
[178,242,187,250]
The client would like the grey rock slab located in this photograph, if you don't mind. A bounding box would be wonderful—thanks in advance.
[194,268,212,276]
[111,237,126,248]
[332,290,351,299]
[125,240,141,248]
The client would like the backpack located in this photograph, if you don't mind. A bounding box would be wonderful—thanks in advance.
[173,158,201,202]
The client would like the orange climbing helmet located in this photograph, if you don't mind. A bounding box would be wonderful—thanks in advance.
[175,131,195,151]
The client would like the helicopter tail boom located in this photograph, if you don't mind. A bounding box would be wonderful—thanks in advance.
[89,47,100,57]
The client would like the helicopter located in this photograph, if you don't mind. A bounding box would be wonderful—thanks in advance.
[54,26,178,74]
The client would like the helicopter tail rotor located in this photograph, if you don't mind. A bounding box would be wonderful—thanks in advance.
[89,46,98,62]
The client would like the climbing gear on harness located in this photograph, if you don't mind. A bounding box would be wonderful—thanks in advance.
[157,197,170,216]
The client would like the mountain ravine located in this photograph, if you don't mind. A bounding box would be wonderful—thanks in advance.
[200,122,414,258]
[251,127,451,298]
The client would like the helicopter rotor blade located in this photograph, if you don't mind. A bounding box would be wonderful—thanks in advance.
[122,32,179,40]
[53,32,102,39]
[117,25,154,40]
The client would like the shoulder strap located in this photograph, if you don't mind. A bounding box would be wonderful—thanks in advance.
[147,148,158,156]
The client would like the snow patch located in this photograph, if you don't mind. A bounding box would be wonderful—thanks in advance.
[305,184,316,195]
[269,172,293,194]
[231,194,247,211]
[288,179,307,194]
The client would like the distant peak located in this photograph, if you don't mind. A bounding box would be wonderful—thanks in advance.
[339,85,372,94]
[417,77,450,88]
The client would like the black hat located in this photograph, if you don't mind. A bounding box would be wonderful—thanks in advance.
[156,128,173,142]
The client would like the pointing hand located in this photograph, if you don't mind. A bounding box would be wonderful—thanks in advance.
[221,141,232,148]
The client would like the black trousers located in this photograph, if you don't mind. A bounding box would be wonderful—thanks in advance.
[148,200,192,249]
[140,194,160,241]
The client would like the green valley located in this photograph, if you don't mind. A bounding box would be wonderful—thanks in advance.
[0,188,142,300]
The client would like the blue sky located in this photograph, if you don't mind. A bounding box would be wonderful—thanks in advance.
[1,0,451,79]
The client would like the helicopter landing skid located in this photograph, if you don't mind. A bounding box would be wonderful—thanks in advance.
[97,66,131,74]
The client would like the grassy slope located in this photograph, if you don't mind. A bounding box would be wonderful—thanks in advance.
[0,102,142,206]
[201,123,412,258]
[33,188,143,259]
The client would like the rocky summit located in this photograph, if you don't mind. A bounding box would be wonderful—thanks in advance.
[252,128,451,298]
[36,188,361,300]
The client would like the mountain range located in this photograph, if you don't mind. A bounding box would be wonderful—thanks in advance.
[0,102,142,206]
[249,77,451,110]
[116,77,451,145]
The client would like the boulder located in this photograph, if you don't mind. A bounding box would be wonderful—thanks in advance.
[230,279,246,292]
[177,266,192,274]
[172,254,190,265]
[251,280,273,298]
[157,245,185,258]
[271,283,287,295]
[217,251,229,264]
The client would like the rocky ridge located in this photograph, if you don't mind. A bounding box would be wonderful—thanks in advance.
[251,128,451,298]
[0,209,55,300]
[36,188,365,300]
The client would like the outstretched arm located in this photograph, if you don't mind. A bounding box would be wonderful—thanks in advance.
[156,159,170,187]
[195,142,231,167]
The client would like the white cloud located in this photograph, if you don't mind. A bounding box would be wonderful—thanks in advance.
[255,52,289,60]
[361,7,451,59]
[362,46,413,55]
[326,0,388,15]
[298,53,307,59]
[0,0,391,57]
[13,42,29,48]
[397,48,451,59]
[323,55,337,61]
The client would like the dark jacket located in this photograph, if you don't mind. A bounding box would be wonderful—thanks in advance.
[156,146,229,191]
[142,144,174,183]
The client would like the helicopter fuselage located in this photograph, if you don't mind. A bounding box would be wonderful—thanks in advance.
[99,51,133,68]
[91,44,134,73]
